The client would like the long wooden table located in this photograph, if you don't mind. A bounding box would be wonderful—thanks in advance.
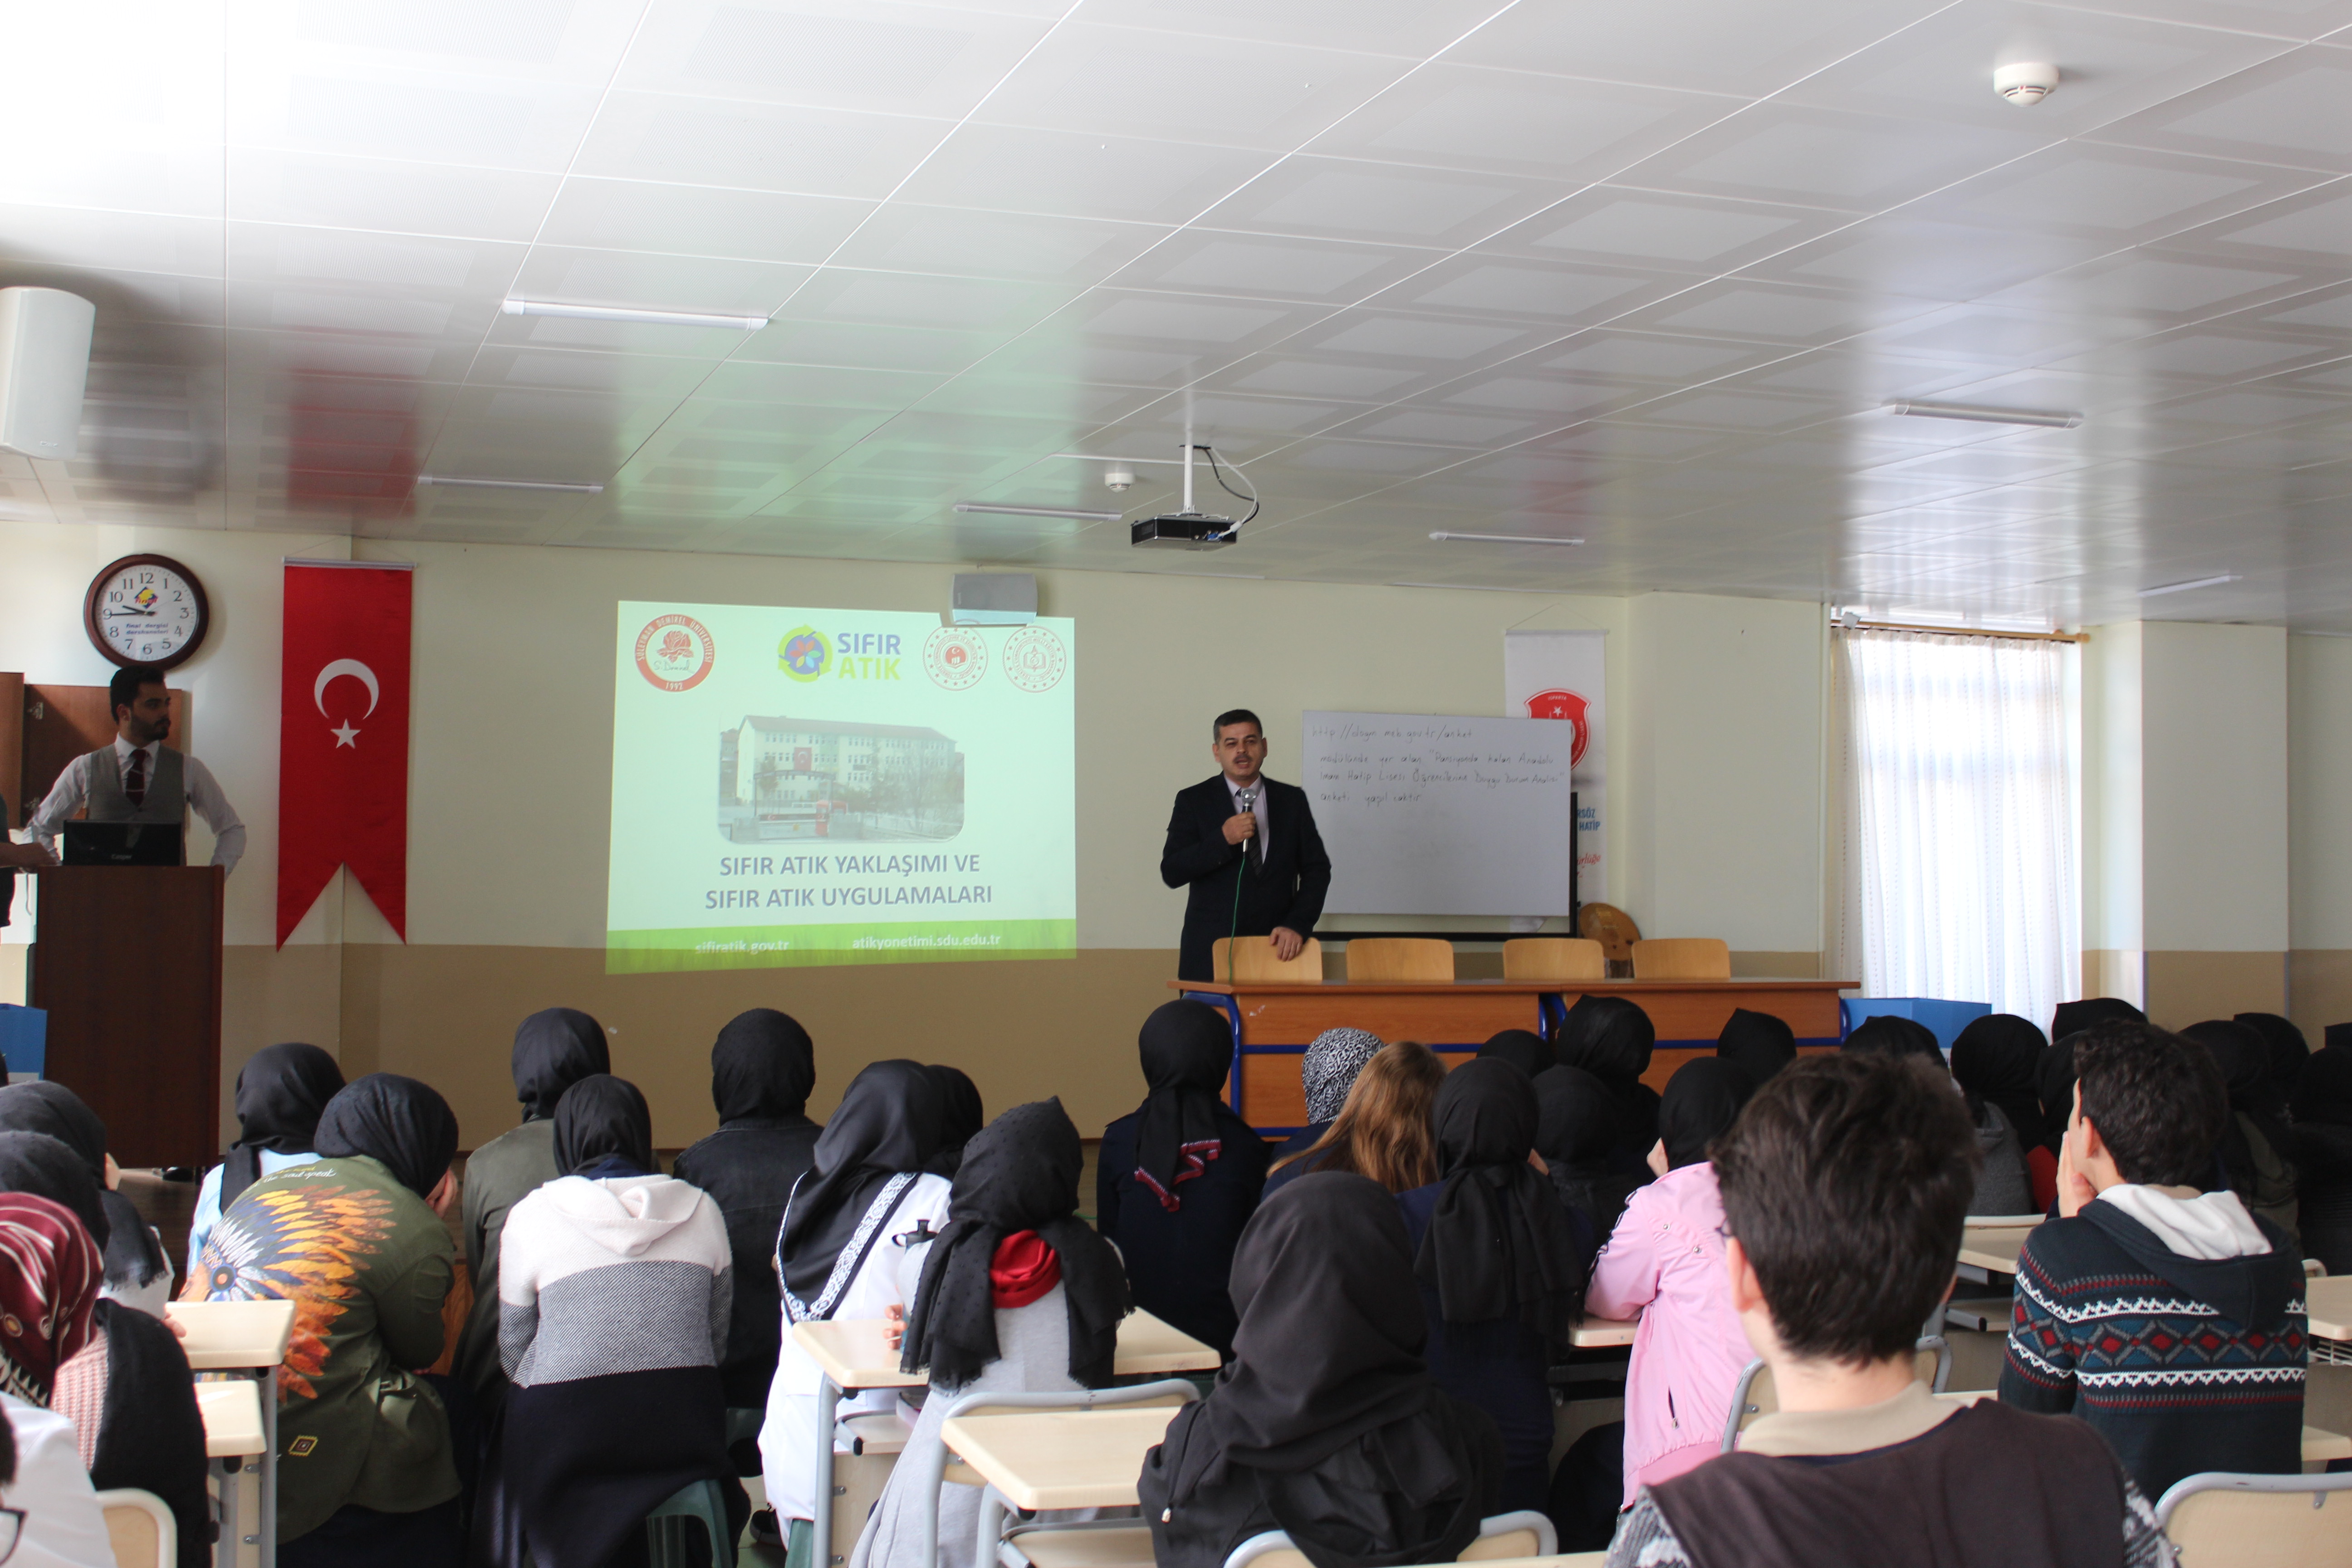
[1171,977,1852,1130]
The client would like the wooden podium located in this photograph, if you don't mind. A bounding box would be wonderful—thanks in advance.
[30,866,223,1170]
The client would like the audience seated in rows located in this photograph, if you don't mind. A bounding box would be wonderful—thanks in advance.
[1397,1057,1585,1513]
[669,1009,823,1412]
[0,1082,117,1190]
[1138,1173,1503,1568]
[1555,995,1661,1177]
[2,1228,118,1568]
[1476,1028,1554,1081]
[1951,1014,2056,1211]
[1714,1008,1796,1085]
[186,1041,345,1266]
[0,1129,206,1568]
[1606,1053,2178,1568]
[1533,1063,1640,1245]
[2000,1019,2308,1501]
[1097,1001,1268,1357]
[1267,1039,1445,1193]
[188,1072,466,1567]
[2183,1018,2301,1241]
[1260,1027,1382,1193]
[1847,1013,2034,1215]
[760,1059,951,1553]
[2295,1034,2352,1274]
[852,1098,1129,1568]
[500,1073,742,1566]
[926,1066,984,1178]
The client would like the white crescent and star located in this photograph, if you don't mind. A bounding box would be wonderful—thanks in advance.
[315,658,380,748]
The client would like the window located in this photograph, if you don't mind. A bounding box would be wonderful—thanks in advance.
[1831,629,2080,1026]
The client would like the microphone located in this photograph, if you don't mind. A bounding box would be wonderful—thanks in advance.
[1236,786,1261,872]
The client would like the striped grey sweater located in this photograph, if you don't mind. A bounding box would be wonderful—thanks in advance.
[498,1174,733,1388]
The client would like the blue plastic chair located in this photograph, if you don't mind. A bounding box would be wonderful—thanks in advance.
[648,1477,737,1568]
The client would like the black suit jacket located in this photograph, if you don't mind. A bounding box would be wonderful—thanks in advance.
[1161,774,1332,982]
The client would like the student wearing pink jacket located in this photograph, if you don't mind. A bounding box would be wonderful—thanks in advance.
[1582,1060,1756,1508]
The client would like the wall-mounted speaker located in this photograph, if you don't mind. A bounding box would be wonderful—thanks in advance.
[952,572,1038,626]
[0,287,97,461]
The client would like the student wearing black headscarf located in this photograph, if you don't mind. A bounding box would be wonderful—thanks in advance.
[2185,1019,2300,1240]
[456,1007,611,1396]
[0,1132,207,1568]
[1098,1001,1268,1357]
[2293,1043,2352,1275]
[1653,1058,1754,1172]
[1715,1009,1795,1085]
[1951,1014,2054,1209]
[759,1060,952,1543]
[674,1009,825,1411]
[1478,1029,1553,1081]
[0,1081,112,1187]
[1553,995,1661,1180]
[926,1065,984,1177]
[2238,1013,2311,1102]
[1396,1059,1584,1512]
[2051,996,2143,1041]
[1533,1065,1641,1247]
[854,1100,1133,1568]
[500,1074,740,1568]
[188,1042,345,1266]
[191,1073,465,1566]
[1139,1173,1502,1568]
[1840,1014,1943,1061]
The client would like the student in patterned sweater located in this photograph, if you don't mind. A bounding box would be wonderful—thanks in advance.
[2001,1020,2308,1502]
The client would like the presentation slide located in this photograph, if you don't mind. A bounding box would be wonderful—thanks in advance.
[607,601,1076,972]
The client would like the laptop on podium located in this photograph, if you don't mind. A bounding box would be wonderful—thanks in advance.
[60,823,184,867]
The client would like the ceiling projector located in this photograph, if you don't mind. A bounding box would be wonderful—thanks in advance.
[1130,442,1255,550]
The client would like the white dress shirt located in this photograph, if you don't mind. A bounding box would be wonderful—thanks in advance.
[1225,774,1270,861]
[4,1394,116,1568]
[26,735,246,871]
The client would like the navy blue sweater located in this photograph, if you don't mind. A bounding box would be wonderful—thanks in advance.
[1098,1105,1269,1358]
[1999,1195,2307,1501]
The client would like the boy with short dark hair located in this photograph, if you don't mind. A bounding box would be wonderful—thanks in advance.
[1606,1053,2175,1568]
[2001,1019,2307,1500]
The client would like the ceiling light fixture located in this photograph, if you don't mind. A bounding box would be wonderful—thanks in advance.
[2138,573,2240,598]
[1886,400,2082,429]
[1429,531,1585,545]
[416,475,604,493]
[501,299,769,330]
[953,502,1124,522]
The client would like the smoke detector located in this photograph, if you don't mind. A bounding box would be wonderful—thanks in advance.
[1104,465,1133,492]
[1993,61,2059,104]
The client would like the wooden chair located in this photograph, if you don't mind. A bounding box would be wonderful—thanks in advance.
[1578,902,1640,978]
[1502,937,1606,982]
[1630,937,1730,980]
[1343,938,1455,983]
[1720,1339,1951,1452]
[1208,936,1323,984]
[1223,1512,1557,1568]
[95,1490,174,1568]
[2155,1471,2352,1566]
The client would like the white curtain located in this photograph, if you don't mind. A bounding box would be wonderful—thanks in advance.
[1831,629,2079,1025]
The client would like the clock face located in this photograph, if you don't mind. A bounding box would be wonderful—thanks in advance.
[85,554,210,670]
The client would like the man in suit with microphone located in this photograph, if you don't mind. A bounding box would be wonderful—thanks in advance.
[1162,709,1332,983]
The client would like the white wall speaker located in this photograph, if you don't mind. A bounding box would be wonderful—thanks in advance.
[0,287,97,461]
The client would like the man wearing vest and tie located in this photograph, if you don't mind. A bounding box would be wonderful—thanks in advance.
[28,663,246,870]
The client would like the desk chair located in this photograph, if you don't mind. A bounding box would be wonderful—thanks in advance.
[94,1489,174,1568]
[2154,1471,2352,1566]
[1501,938,1606,982]
[913,1379,1201,1568]
[647,1479,736,1568]
[1210,936,1323,984]
[1344,938,1454,983]
[1222,1511,1558,1568]
[1720,1338,1951,1452]
[1629,938,1730,980]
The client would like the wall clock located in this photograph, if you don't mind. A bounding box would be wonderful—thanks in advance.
[83,554,210,670]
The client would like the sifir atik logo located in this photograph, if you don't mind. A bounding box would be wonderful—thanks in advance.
[780,626,905,681]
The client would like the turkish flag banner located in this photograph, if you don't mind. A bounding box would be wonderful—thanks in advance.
[278,563,412,945]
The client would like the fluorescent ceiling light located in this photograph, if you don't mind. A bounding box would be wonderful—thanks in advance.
[416,475,604,494]
[2138,573,2240,598]
[1050,452,1187,466]
[954,502,1123,522]
[501,299,768,330]
[1429,531,1584,545]
[1886,400,2082,429]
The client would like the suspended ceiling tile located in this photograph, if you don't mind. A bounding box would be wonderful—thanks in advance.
[617,0,1058,115]
[1103,231,1442,306]
[828,207,1171,288]
[533,178,873,264]
[1905,142,2329,245]
[505,247,813,318]
[1367,254,1677,328]
[890,125,1279,226]
[1441,0,1944,97]
[569,91,949,198]
[1192,157,1578,249]
[1622,103,2051,214]
[1481,186,1843,274]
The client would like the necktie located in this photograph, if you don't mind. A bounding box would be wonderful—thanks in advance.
[124,749,148,808]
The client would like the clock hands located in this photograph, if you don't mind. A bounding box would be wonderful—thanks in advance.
[104,608,159,618]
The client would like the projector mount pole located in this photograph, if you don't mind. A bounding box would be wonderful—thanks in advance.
[1181,439,1195,516]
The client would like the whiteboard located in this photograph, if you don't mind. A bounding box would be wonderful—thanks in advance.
[1302,710,1578,916]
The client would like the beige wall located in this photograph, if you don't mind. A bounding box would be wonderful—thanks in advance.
[2291,634,2352,1041]
[22,521,1864,1147]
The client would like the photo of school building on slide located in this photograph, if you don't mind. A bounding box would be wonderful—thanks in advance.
[718,715,964,842]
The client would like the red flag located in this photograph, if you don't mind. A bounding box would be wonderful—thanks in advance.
[278,563,412,945]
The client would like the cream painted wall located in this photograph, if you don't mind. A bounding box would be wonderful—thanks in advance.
[2082,620,2144,965]
[2141,622,2288,953]
[1621,593,1826,959]
[2291,635,2352,951]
